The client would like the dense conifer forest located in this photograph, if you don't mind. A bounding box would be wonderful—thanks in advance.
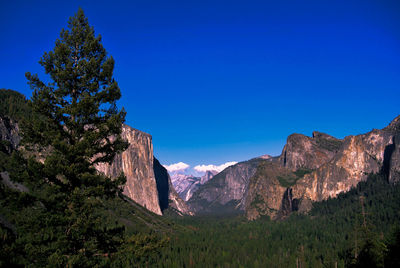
[1,8,399,267]
[156,173,400,267]
[1,89,399,266]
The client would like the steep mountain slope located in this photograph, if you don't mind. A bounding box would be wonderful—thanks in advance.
[170,174,195,200]
[0,89,191,217]
[171,170,217,201]
[96,125,192,216]
[96,125,162,214]
[279,131,342,170]
[153,158,193,215]
[289,123,397,212]
[189,115,400,220]
[188,157,269,214]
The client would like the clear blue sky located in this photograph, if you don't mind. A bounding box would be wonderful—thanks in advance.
[1,0,399,167]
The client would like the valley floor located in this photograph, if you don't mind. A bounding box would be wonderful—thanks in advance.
[154,174,400,267]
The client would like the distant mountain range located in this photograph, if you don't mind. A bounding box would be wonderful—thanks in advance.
[170,170,217,201]
[3,89,400,222]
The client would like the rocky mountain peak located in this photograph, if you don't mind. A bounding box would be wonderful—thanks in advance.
[312,131,339,141]
[200,170,218,184]
[279,132,342,171]
[171,170,218,201]
[189,114,400,220]
[96,124,193,216]
[384,114,400,132]
[258,154,272,160]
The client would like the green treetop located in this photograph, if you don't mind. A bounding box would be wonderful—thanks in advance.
[23,8,129,266]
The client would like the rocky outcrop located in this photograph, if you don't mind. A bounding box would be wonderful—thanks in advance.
[170,174,198,201]
[200,170,217,184]
[279,132,342,170]
[292,128,394,208]
[389,134,400,184]
[153,158,193,215]
[171,170,217,201]
[153,158,170,211]
[0,117,20,152]
[190,115,400,220]
[0,114,191,216]
[177,176,201,201]
[188,158,267,214]
[167,178,194,216]
[249,116,400,220]
[1,172,29,193]
[244,162,288,220]
[385,118,400,184]
[96,125,162,215]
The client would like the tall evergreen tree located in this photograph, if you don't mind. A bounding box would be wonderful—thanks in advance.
[23,8,129,266]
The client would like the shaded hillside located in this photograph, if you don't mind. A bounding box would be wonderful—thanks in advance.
[153,158,193,216]
[0,89,32,122]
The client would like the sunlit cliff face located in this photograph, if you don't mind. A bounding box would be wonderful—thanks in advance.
[189,116,400,220]
[96,125,162,215]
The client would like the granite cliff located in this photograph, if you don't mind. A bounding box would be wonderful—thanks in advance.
[95,124,192,216]
[96,125,162,215]
[288,122,398,215]
[153,158,193,215]
[279,131,342,170]
[0,113,191,216]
[171,170,217,201]
[188,157,266,214]
[189,115,400,220]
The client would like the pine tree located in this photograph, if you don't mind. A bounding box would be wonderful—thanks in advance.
[23,8,129,266]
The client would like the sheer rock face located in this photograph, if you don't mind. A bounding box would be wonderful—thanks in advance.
[386,118,400,184]
[188,158,265,214]
[291,128,394,210]
[0,117,20,151]
[188,129,343,216]
[200,170,217,185]
[0,116,191,216]
[167,177,194,216]
[171,171,217,201]
[389,134,400,184]
[95,125,162,215]
[279,132,342,171]
[244,162,287,220]
[252,116,400,220]
[171,174,200,201]
[96,125,192,216]
[189,115,400,220]
[153,158,193,215]
[0,117,163,214]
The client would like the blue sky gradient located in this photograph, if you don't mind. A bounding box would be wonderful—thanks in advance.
[1,0,399,167]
